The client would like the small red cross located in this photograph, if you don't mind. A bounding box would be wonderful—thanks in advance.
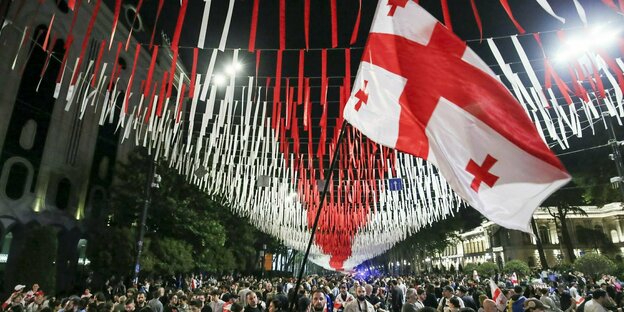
[387,0,409,16]
[354,80,369,111]
[466,154,499,193]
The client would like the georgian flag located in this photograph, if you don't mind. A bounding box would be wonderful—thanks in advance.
[490,280,507,311]
[343,0,570,232]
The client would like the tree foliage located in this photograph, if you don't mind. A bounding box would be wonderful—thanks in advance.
[476,262,499,278]
[10,226,57,295]
[463,263,478,274]
[573,253,617,278]
[87,152,283,279]
[503,260,531,277]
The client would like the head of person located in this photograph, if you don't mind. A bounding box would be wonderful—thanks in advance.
[265,283,273,292]
[12,294,23,305]
[197,293,206,306]
[405,288,417,304]
[364,285,373,296]
[592,289,609,306]
[524,298,548,312]
[34,291,45,305]
[417,288,426,302]
[311,290,327,312]
[482,299,497,312]
[339,284,348,295]
[514,286,524,296]
[168,294,178,306]
[448,297,460,309]
[32,284,40,292]
[443,286,454,299]
[230,303,243,312]
[190,300,202,312]
[136,293,146,306]
[211,290,220,302]
[356,286,366,302]
[246,291,258,308]
[95,292,106,304]
[125,299,136,312]
[456,287,467,297]
[298,297,310,312]
[268,299,282,312]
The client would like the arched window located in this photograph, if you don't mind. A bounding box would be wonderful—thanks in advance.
[55,178,71,210]
[6,162,28,200]
[611,230,620,243]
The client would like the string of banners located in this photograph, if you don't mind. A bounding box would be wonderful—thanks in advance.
[6,0,624,271]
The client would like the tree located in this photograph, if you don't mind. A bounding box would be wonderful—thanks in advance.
[531,218,549,269]
[9,226,57,295]
[476,262,499,278]
[463,263,478,275]
[87,152,284,280]
[542,180,587,262]
[574,253,616,279]
[503,260,531,277]
[373,208,482,272]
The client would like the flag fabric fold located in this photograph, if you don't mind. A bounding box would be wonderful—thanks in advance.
[343,0,570,233]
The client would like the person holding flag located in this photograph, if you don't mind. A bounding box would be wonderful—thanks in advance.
[489,280,507,312]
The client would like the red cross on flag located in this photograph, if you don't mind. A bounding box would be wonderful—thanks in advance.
[344,0,570,232]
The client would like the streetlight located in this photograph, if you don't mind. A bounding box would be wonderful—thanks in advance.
[133,161,160,285]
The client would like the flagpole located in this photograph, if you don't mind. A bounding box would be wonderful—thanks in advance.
[289,121,348,312]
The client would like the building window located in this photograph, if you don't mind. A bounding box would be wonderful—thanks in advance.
[55,178,71,210]
[5,162,29,200]
[539,226,550,244]
[611,230,620,243]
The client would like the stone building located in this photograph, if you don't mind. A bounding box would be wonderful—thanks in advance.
[433,203,624,271]
[0,0,186,294]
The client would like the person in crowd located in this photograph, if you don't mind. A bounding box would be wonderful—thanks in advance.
[239,284,252,306]
[243,292,263,312]
[538,288,559,312]
[345,287,374,312]
[438,286,464,312]
[26,291,46,312]
[208,290,224,312]
[390,281,404,312]
[509,286,527,312]
[456,288,477,311]
[263,284,275,305]
[136,293,147,310]
[524,299,548,312]
[310,290,327,312]
[125,299,136,312]
[481,300,496,312]
[584,290,609,312]
[423,285,437,309]
[445,297,461,312]
[164,294,179,312]
[335,284,354,312]
[148,290,164,312]
[401,288,422,312]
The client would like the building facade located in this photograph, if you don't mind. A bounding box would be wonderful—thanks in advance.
[0,0,186,294]
[433,203,624,270]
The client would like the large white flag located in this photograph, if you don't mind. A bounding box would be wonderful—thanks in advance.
[343,0,570,232]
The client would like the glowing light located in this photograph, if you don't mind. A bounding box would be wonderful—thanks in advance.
[225,61,243,75]
[556,25,619,62]
[213,74,226,86]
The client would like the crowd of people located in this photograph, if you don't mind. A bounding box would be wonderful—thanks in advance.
[2,271,622,312]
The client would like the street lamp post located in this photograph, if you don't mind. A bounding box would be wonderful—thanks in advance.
[133,159,160,285]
